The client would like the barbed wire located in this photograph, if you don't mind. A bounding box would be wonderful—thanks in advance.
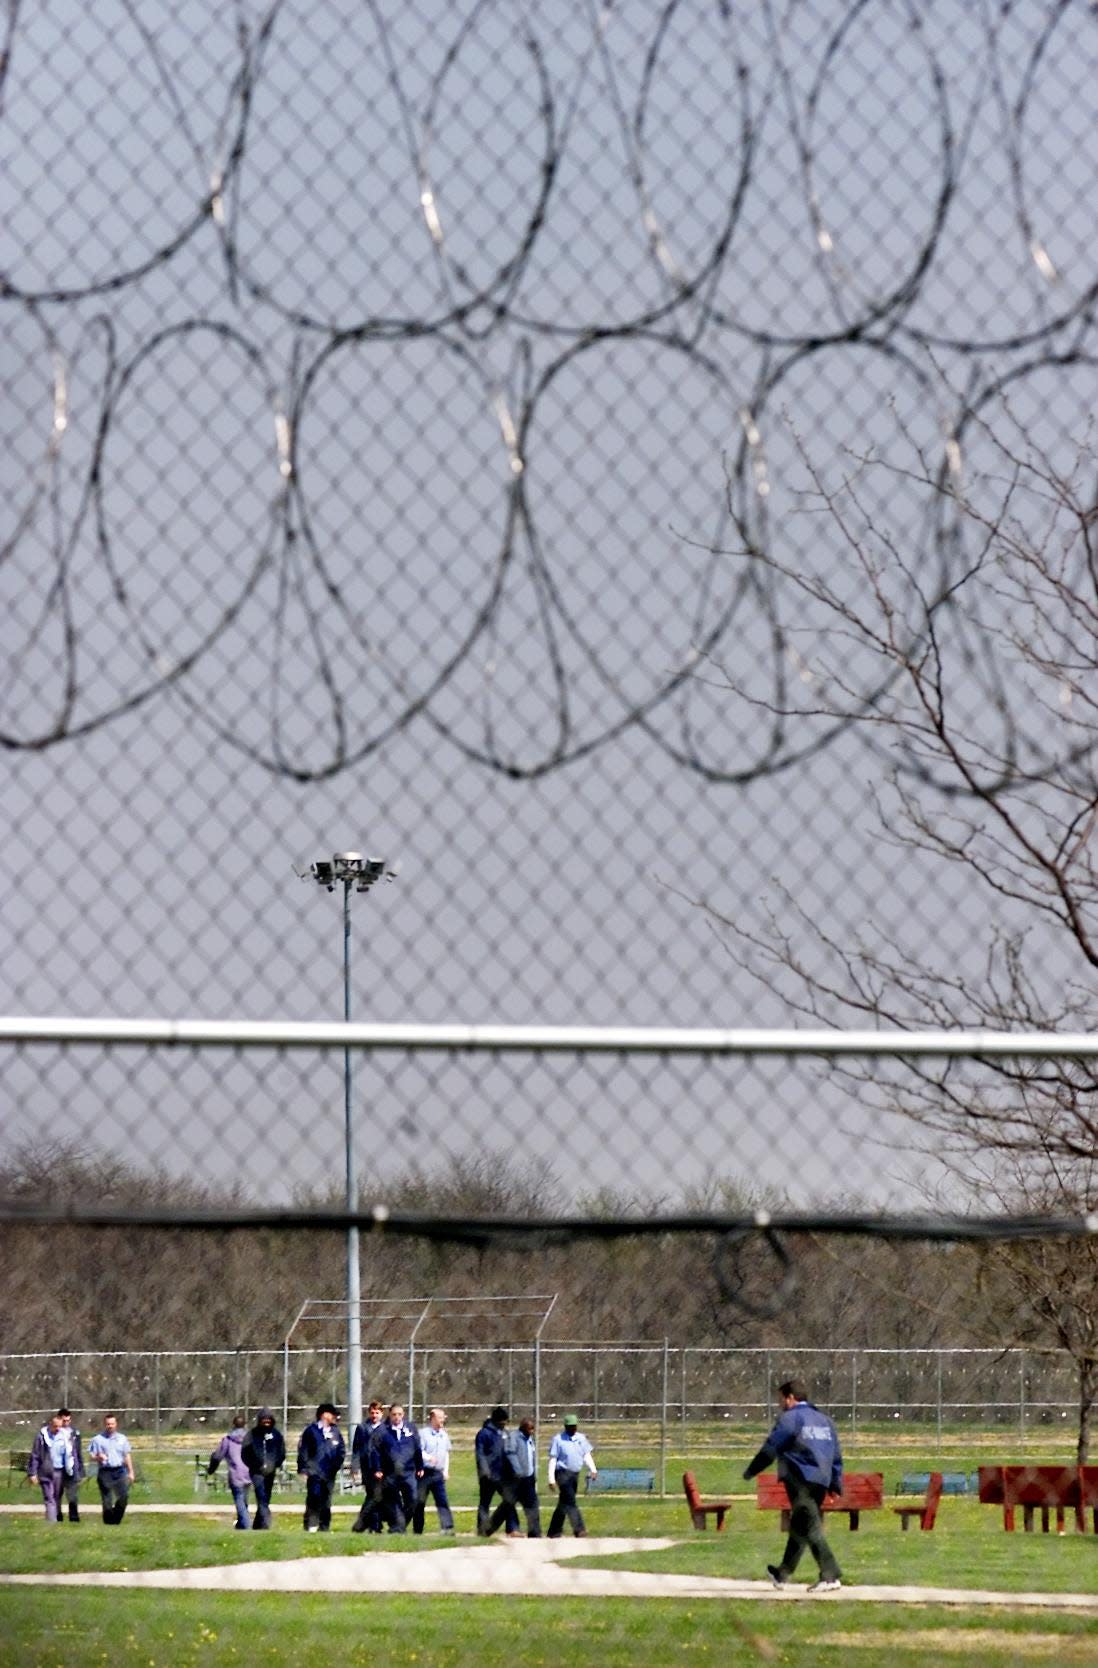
[6,1,1098,781]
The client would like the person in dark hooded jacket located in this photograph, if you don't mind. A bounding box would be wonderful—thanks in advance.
[241,1408,286,1530]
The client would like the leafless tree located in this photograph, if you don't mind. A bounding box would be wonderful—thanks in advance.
[697,395,1098,1453]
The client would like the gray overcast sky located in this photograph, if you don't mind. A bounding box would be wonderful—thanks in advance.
[2,0,1096,1207]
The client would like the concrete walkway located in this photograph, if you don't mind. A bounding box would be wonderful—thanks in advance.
[1,1537,1097,1609]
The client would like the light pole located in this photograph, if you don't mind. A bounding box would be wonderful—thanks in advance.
[297,851,395,1432]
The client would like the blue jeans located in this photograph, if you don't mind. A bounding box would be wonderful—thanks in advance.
[251,1473,273,1529]
[303,1475,333,1530]
[514,1473,541,1536]
[96,1464,129,1525]
[229,1481,250,1529]
[413,1467,454,1533]
[383,1473,416,1533]
[547,1470,585,1537]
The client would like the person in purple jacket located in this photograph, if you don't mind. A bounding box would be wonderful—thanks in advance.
[743,1376,843,1592]
[208,1413,252,1530]
[27,1409,83,1523]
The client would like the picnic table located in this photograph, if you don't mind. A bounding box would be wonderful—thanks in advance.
[978,1464,1098,1534]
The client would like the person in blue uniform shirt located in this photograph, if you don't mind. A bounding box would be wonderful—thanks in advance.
[350,1399,386,1533]
[58,1410,85,1523]
[743,1376,843,1592]
[296,1403,345,1532]
[87,1413,135,1525]
[506,1416,541,1537]
[475,1405,520,1537]
[373,1403,423,1533]
[414,1406,455,1534]
[546,1414,597,1538]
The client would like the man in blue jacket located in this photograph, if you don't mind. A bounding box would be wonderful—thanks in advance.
[296,1403,345,1532]
[743,1377,843,1591]
[475,1405,519,1537]
[373,1403,423,1534]
[350,1400,386,1533]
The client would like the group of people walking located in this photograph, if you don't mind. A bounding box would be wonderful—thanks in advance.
[28,1409,135,1525]
[28,1400,599,1539]
[27,1376,842,1592]
[283,1400,598,1539]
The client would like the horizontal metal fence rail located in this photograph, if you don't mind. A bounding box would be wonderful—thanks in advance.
[5,1017,1098,1057]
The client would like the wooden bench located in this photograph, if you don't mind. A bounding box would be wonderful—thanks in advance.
[7,1450,31,1486]
[756,1472,883,1531]
[682,1470,732,1530]
[978,1464,1098,1534]
[585,1467,655,1494]
[898,1470,975,1496]
[893,1470,942,1531]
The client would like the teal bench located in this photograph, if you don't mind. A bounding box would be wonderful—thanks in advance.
[585,1467,655,1493]
[897,1471,976,1496]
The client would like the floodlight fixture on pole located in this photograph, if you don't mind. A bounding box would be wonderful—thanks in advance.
[296,850,396,1432]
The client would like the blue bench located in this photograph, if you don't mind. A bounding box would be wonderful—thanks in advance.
[585,1467,655,1493]
[897,1471,976,1496]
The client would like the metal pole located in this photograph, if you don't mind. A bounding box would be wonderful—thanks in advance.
[680,1349,686,1442]
[936,1352,943,1452]
[344,879,363,1433]
[659,1339,669,1499]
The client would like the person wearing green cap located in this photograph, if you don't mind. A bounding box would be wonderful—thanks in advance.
[546,1414,597,1538]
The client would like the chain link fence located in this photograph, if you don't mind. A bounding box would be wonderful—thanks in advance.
[4,1,1098,1439]
[0,1344,1082,1447]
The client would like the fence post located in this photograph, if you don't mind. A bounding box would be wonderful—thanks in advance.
[154,1355,161,1452]
[1019,1351,1026,1446]
[660,1339,669,1499]
[936,1353,943,1451]
[680,1349,687,1445]
[851,1352,858,1440]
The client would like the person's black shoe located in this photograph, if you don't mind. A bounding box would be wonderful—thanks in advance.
[767,1564,787,1588]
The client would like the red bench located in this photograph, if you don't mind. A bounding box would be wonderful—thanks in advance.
[893,1470,943,1532]
[978,1464,1098,1534]
[756,1472,883,1531]
[682,1470,732,1531]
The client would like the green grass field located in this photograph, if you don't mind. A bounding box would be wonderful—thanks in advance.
[3,1428,1097,1666]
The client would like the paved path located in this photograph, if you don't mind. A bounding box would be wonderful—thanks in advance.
[1,1537,1097,1609]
